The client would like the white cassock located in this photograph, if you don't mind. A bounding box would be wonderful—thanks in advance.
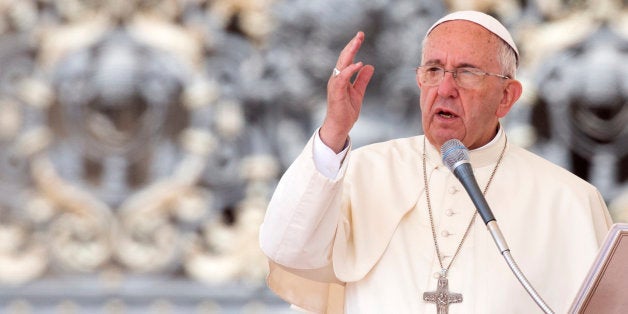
[259,129,612,314]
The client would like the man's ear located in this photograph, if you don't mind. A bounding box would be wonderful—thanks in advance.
[496,79,523,118]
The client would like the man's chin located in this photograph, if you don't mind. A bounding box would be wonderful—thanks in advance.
[428,132,463,148]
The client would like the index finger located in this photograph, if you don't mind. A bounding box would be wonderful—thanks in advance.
[335,31,365,70]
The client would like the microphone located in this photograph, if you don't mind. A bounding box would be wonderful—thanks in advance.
[440,139,495,225]
[439,138,554,314]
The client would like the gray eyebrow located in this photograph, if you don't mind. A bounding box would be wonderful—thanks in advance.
[420,60,482,69]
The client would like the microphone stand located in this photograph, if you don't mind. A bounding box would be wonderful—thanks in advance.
[443,139,555,313]
[486,221,555,314]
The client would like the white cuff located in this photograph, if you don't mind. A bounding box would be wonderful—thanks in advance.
[313,129,349,179]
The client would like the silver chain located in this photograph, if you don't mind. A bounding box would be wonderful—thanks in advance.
[422,135,508,276]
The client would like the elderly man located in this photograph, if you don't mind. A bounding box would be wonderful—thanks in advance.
[259,11,612,313]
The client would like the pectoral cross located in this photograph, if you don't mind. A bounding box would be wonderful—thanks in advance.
[423,275,463,314]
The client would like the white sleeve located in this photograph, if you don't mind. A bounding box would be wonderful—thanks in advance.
[313,128,350,179]
[259,131,350,269]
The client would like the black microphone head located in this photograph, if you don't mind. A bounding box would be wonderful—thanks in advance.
[440,139,470,172]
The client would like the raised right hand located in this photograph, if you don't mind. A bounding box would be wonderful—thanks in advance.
[320,31,375,153]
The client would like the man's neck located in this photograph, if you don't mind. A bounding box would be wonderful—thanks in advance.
[473,125,503,152]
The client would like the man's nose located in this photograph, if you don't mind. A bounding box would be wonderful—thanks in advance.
[437,71,459,98]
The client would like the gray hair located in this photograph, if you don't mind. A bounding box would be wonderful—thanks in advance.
[496,38,517,78]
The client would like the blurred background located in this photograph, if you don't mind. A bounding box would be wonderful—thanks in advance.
[0,0,626,313]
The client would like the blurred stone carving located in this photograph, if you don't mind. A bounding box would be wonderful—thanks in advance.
[0,0,277,288]
[0,222,47,284]
[534,18,628,200]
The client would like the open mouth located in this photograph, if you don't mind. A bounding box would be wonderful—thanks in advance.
[437,110,457,119]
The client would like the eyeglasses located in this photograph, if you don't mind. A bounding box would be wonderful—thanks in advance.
[416,66,510,89]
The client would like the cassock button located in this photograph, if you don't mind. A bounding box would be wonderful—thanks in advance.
[449,186,459,194]
[442,255,451,263]
[445,209,455,216]
[441,230,451,237]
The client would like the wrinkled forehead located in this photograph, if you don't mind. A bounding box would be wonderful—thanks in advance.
[425,11,519,65]
[422,21,503,67]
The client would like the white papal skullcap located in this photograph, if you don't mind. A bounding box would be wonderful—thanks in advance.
[426,11,519,65]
